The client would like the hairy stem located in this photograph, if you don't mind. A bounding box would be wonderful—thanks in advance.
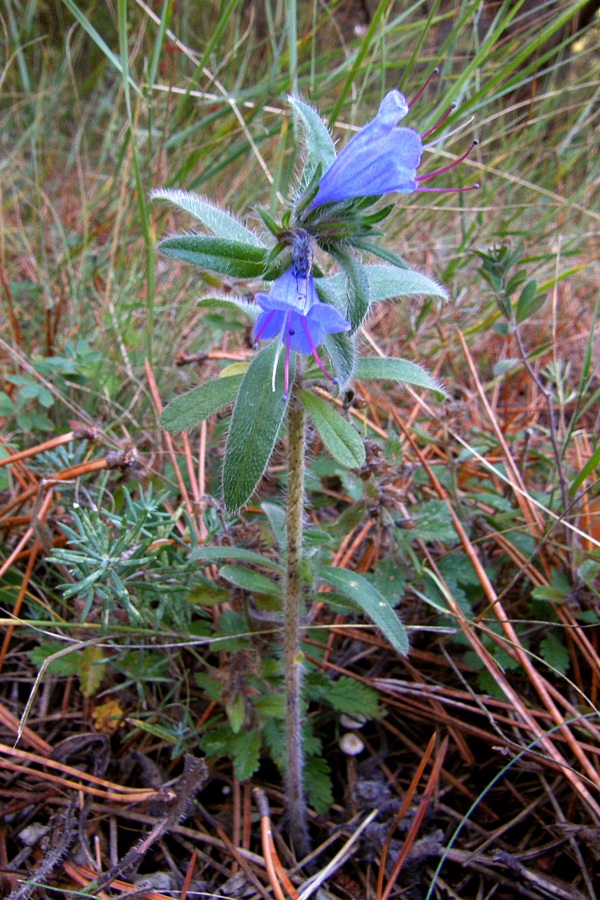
[284,386,309,856]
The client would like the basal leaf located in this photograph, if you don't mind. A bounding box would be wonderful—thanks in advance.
[319,567,409,656]
[223,342,294,512]
[161,375,242,432]
[152,189,265,246]
[299,390,365,468]
[219,564,280,596]
[191,545,283,571]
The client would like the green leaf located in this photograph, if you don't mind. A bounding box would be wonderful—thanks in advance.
[196,295,258,318]
[323,331,355,389]
[355,357,446,399]
[161,375,242,432]
[152,189,265,246]
[79,645,106,698]
[289,95,336,192]
[539,634,570,675]
[304,755,334,815]
[0,392,15,416]
[157,235,268,278]
[232,729,262,781]
[321,264,447,306]
[225,693,246,734]
[219,564,280,596]
[223,342,294,512]
[365,264,448,301]
[310,674,379,718]
[191,545,284,571]
[516,279,545,323]
[330,247,370,332]
[299,390,365,468]
[319,567,409,656]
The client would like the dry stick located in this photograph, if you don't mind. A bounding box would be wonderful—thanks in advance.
[381,736,449,900]
[395,417,600,821]
[285,388,309,856]
[144,358,202,543]
[255,788,298,900]
[376,731,437,900]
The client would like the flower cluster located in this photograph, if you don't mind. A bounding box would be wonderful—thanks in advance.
[254,81,476,395]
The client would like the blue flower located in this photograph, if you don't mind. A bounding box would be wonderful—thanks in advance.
[254,267,350,399]
[310,86,477,209]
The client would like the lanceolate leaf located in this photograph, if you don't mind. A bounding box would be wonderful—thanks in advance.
[325,264,448,304]
[161,375,242,432]
[196,295,259,318]
[190,545,284,571]
[323,331,355,389]
[319,567,409,656]
[219,564,280,596]
[299,390,365,468]
[151,189,265,246]
[289,95,336,192]
[330,246,370,332]
[157,235,268,278]
[355,357,446,399]
[223,342,294,512]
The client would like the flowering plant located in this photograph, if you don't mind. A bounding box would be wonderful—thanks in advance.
[153,80,476,850]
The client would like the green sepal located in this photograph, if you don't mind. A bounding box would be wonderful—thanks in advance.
[299,390,365,468]
[223,342,294,512]
[319,567,409,656]
[355,357,446,399]
[151,189,265,246]
[157,235,268,278]
[161,375,243,432]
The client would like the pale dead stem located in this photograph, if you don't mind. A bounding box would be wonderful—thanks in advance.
[393,413,600,822]
[144,358,207,543]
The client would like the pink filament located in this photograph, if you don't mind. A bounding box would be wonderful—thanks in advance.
[417,140,478,183]
[408,68,439,108]
[422,104,457,139]
[301,318,336,383]
[283,313,293,399]
[254,310,276,347]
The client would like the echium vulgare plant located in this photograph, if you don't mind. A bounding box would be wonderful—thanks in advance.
[153,77,477,852]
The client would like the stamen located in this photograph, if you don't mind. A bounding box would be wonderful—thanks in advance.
[283,314,293,400]
[417,140,478,183]
[272,316,287,392]
[408,67,439,108]
[422,103,456,139]
[254,310,276,347]
[301,318,335,382]
[425,116,475,148]
[417,183,480,193]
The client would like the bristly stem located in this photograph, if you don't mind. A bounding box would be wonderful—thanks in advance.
[284,383,309,856]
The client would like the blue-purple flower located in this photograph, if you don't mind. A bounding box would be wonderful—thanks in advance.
[254,267,350,399]
[310,86,476,209]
